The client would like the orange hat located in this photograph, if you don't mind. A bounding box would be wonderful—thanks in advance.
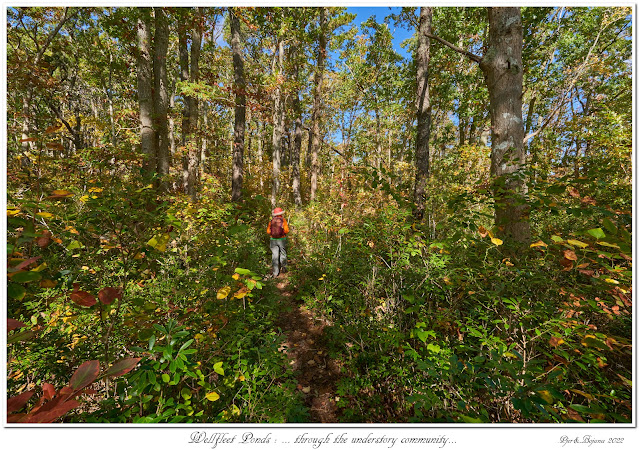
[272,207,285,216]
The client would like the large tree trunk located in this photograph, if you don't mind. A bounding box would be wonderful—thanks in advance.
[230,8,246,202]
[309,8,327,202]
[413,7,432,220]
[271,40,285,207]
[153,7,170,189]
[137,11,155,176]
[479,7,530,245]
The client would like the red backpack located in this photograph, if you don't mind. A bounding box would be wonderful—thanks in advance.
[270,216,285,238]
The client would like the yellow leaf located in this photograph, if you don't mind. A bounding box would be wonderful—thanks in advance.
[566,239,588,248]
[491,237,503,246]
[52,190,73,197]
[40,279,57,288]
[33,262,48,272]
[205,391,220,402]
[217,286,231,299]
[537,390,554,404]
[530,240,547,248]
[234,287,249,299]
[604,278,619,284]
[79,195,90,203]
[88,187,103,193]
[7,208,21,217]
[36,212,54,219]
[232,273,240,280]
[147,233,170,252]
[194,333,205,341]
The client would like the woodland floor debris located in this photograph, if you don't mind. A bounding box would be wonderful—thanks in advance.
[274,272,342,423]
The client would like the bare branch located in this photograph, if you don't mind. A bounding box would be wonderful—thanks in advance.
[425,32,482,64]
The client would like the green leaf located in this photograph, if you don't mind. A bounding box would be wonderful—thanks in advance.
[213,361,224,376]
[602,218,617,234]
[11,271,42,284]
[586,228,606,240]
[162,374,170,383]
[8,283,26,300]
[459,414,484,423]
[67,240,83,251]
[179,339,194,353]
[234,268,251,275]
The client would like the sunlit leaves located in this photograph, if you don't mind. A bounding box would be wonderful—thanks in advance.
[213,361,224,376]
[147,233,170,252]
[217,286,231,299]
[205,391,220,402]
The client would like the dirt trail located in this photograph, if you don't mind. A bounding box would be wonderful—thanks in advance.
[274,273,342,423]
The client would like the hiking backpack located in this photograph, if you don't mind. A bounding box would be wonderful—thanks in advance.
[270,217,285,238]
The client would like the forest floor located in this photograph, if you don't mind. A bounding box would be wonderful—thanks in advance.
[274,272,342,423]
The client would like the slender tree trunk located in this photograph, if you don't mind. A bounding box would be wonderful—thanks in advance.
[186,8,203,202]
[414,7,432,220]
[310,8,327,202]
[153,7,170,189]
[108,49,116,147]
[178,26,190,145]
[479,7,530,244]
[271,41,285,207]
[291,45,303,206]
[230,8,246,202]
[169,87,176,156]
[137,12,155,177]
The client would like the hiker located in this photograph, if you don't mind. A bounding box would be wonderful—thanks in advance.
[267,207,289,277]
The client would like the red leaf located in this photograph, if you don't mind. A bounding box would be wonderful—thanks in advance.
[42,383,56,401]
[560,258,574,270]
[10,256,42,272]
[19,137,37,143]
[70,290,97,307]
[103,357,141,378]
[8,318,27,332]
[69,360,100,391]
[98,287,122,305]
[7,413,27,423]
[26,399,80,423]
[7,390,34,413]
[36,230,53,248]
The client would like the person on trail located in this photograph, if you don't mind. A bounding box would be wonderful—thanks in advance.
[267,207,289,278]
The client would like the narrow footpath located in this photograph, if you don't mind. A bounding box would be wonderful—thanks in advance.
[274,273,342,423]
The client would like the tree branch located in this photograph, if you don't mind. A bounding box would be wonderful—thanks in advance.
[425,32,482,64]
[35,7,78,64]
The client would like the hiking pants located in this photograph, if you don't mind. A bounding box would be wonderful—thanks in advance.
[270,238,287,276]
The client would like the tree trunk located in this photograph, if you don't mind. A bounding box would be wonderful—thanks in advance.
[413,7,432,220]
[186,8,203,202]
[310,8,327,202]
[271,40,285,207]
[178,26,190,145]
[230,8,246,202]
[479,7,530,245]
[291,45,303,206]
[137,11,155,177]
[153,7,170,189]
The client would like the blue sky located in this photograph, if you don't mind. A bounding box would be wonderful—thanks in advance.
[345,6,414,59]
